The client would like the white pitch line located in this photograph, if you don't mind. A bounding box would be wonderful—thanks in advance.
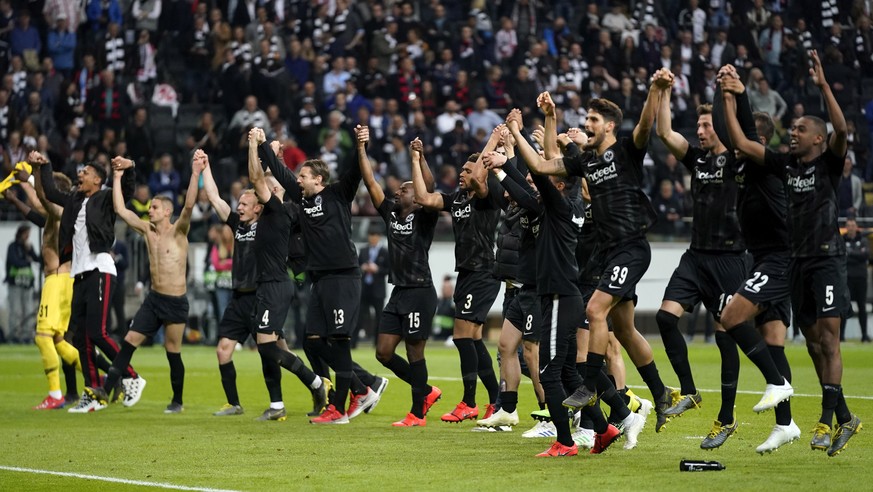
[422,376,873,400]
[0,466,241,492]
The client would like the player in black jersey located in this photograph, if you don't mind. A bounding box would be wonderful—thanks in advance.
[477,127,544,430]
[412,130,503,424]
[269,126,384,424]
[708,75,798,452]
[246,129,330,421]
[653,76,753,441]
[199,150,262,417]
[722,52,861,456]
[492,109,647,456]
[256,137,387,419]
[354,128,443,427]
[514,79,675,432]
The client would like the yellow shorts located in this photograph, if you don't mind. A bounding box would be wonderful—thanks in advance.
[36,274,74,336]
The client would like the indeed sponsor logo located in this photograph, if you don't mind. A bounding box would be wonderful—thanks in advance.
[588,162,617,183]
[696,168,724,181]
[787,174,814,192]
[453,204,471,219]
[391,220,414,234]
[303,203,324,217]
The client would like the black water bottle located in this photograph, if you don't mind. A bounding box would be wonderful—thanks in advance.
[680,459,725,471]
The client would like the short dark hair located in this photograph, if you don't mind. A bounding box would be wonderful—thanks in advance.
[697,104,713,116]
[466,153,481,164]
[588,98,623,133]
[86,162,107,184]
[301,159,330,184]
[803,115,828,139]
[753,112,775,142]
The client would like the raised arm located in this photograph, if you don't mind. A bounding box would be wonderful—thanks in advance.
[411,138,435,192]
[112,167,148,235]
[411,138,444,210]
[17,178,47,217]
[634,69,669,149]
[468,126,504,198]
[355,125,384,209]
[483,151,541,213]
[198,149,231,222]
[506,108,568,176]
[654,71,689,160]
[722,77,766,164]
[30,152,66,206]
[4,186,46,227]
[248,128,272,204]
[810,49,848,156]
[175,155,203,235]
[258,139,300,201]
[538,92,562,159]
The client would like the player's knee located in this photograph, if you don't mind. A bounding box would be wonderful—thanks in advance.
[375,347,393,365]
[655,309,680,334]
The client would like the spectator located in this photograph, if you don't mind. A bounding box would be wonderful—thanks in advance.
[43,0,82,32]
[0,0,13,74]
[135,30,157,87]
[748,79,787,125]
[838,157,863,218]
[356,225,388,348]
[678,0,707,43]
[506,65,539,116]
[281,136,306,171]
[187,111,220,156]
[323,56,351,98]
[228,95,267,131]
[651,179,685,238]
[125,106,153,174]
[435,99,468,135]
[10,11,40,70]
[86,0,122,37]
[5,224,38,344]
[148,153,181,201]
[842,217,870,342]
[494,17,518,64]
[87,69,126,134]
[132,0,161,34]
[467,96,503,138]
[46,14,76,77]
[189,187,215,243]
[758,14,785,89]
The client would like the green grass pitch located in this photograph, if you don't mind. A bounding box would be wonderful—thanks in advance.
[0,340,870,491]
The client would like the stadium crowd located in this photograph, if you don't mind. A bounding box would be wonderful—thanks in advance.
[0,0,869,230]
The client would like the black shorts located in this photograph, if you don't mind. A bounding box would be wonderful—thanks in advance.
[130,290,189,337]
[755,297,792,328]
[735,250,791,314]
[790,256,849,328]
[502,285,518,318]
[663,250,750,322]
[596,238,651,301]
[579,244,606,286]
[306,274,361,337]
[453,270,500,324]
[538,294,584,388]
[380,285,438,340]
[255,280,293,335]
[218,291,257,342]
[505,287,540,342]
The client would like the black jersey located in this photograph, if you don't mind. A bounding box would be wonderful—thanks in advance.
[531,173,584,296]
[494,205,523,282]
[226,212,258,291]
[563,137,656,249]
[284,201,306,275]
[764,148,846,258]
[297,170,361,272]
[440,181,502,273]
[735,158,790,252]
[680,147,745,252]
[576,200,600,283]
[377,198,438,287]
[499,164,543,287]
[254,195,291,283]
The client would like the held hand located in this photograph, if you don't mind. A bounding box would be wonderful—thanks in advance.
[270,140,282,156]
[720,76,745,94]
[248,128,259,147]
[355,125,370,146]
[506,108,523,131]
[191,153,206,175]
[482,151,508,170]
[567,127,588,146]
[111,156,134,171]
[27,151,48,166]
[652,68,674,90]
[409,137,423,157]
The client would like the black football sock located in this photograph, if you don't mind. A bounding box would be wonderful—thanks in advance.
[657,310,696,395]
[331,338,354,411]
[474,339,499,404]
[166,351,185,405]
[353,362,378,387]
[259,354,283,404]
[453,338,478,406]
[835,387,852,425]
[716,332,738,424]
[219,361,240,406]
[303,337,331,378]
[500,391,518,414]
[637,361,666,403]
[103,341,136,392]
[727,321,783,384]
[62,360,78,398]
[820,384,839,426]
[381,354,412,384]
[410,359,428,418]
[768,345,792,426]
[584,353,605,391]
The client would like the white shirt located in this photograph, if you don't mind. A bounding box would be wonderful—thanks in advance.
[71,197,117,276]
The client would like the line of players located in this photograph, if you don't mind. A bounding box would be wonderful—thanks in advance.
[15,51,860,458]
